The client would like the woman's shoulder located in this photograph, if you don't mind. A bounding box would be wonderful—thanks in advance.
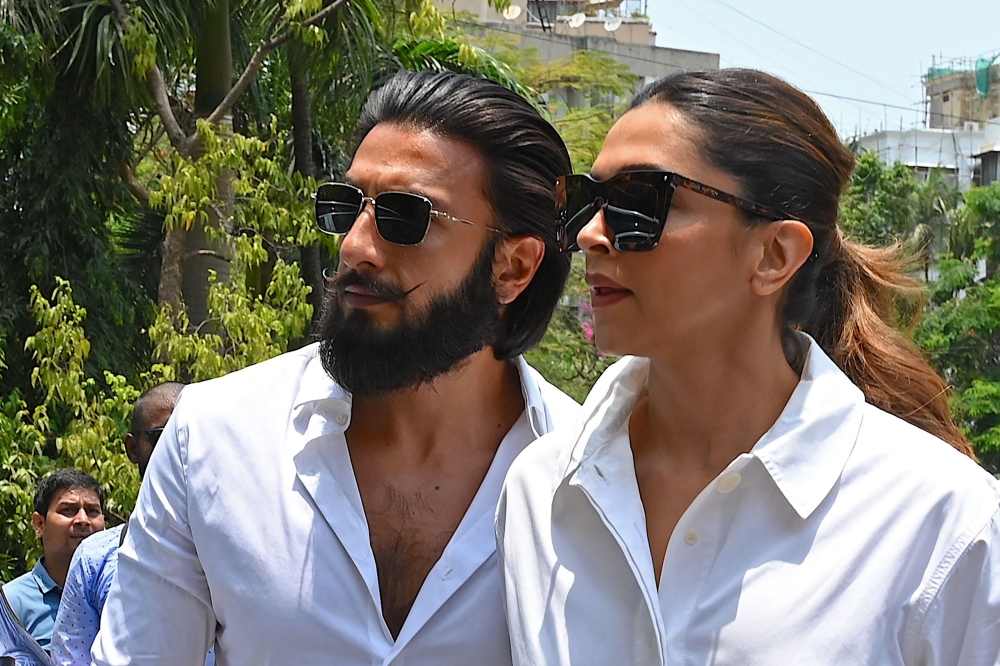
[854,402,999,510]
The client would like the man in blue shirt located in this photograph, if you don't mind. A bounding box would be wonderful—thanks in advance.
[48,383,186,666]
[3,470,106,650]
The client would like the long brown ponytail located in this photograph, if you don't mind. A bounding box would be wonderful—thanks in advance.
[633,69,974,457]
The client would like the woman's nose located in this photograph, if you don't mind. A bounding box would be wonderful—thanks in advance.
[576,204,615,255]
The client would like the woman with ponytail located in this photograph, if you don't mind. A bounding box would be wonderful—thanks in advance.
[496,69,999,665]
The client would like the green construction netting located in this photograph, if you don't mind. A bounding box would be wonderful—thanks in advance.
[926,66,956,80]
[976,54,999,98]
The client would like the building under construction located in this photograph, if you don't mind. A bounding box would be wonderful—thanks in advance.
[923,54,1000,130]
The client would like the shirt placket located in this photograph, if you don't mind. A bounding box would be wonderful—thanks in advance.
[659,455,752,666]
[570,457,667,665]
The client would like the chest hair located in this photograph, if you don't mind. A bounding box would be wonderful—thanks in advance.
[366,483,457,638]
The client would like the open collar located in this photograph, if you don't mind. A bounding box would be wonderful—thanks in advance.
[291,343,550,438]
[31,558,59,594]
[561,334,865,521]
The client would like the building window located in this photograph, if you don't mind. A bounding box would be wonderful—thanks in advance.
[943,93,950,102]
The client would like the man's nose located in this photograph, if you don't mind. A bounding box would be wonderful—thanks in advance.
[338,200,386,272]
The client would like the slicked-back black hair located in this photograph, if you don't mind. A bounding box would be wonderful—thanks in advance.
[355,71,572,360]
[33,469,105,516]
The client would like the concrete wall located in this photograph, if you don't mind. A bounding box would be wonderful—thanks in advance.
[481,24,719,81]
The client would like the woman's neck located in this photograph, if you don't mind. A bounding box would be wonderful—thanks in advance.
[633,328,801,474]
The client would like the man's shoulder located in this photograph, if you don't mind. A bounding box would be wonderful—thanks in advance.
[2,570,39,611]
[2,570,35,594]
[520,360,581,431]
[75,525,123,564]
[177,344,321,413]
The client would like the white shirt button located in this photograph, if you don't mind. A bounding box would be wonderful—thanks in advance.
[335,413,349,426]
[684,531,699,545]
[717,472,742,494]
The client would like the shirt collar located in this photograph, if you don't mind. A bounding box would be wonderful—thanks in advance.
[31,558,59,594]
[291,343,550,437]
[750,336,864,519]
[562,334,865,520]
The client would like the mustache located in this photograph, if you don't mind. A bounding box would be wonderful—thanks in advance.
[327,269,420,302]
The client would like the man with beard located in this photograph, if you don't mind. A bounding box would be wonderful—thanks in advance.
[93,71,579,666]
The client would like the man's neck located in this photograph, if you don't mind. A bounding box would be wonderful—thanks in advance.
[347,348,525,456]
[41,553,69,589]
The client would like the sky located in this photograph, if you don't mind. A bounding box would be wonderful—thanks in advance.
[639,0,1000,138]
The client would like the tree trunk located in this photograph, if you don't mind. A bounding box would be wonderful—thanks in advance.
[179,0,234,330]
[290,43,325,334]
[158,226,186,313]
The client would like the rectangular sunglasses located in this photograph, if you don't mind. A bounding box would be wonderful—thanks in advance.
[314,182,500,245]
[555,171,794,252]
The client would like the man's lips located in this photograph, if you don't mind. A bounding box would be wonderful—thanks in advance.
[343,285,391,308]
[585,273,632,307]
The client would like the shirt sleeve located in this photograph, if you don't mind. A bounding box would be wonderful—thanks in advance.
[50,546,101,665]
[91,408,216,666]
[910,503,1000,666]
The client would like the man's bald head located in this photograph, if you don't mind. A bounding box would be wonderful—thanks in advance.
[127,382,185,477]
[131,382,184,434]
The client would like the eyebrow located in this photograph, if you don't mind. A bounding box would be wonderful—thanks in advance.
[340,177,439,205]
[590,164,667,180]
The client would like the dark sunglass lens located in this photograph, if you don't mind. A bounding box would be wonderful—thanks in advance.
[559,176,602,252]
[315,184,363,234]
[147,427,165,447]
[604,178,663,252]
[604,205,661,252]
[608,180,660,220]
[374,193,431,245]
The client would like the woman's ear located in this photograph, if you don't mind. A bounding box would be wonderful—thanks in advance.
[750,220,814,296]
[494,236,546,305]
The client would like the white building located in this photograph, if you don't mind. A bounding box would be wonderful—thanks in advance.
[855,127,986,191]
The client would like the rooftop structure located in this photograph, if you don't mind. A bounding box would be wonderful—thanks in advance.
[923,54,1000,129]
[438,0,718,87]
[855,127,985,191]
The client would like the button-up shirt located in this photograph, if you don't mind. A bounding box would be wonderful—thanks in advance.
[93,343,579,666]
[49,526,122,665]
[2,584,56,665]
[3,560,62,650]
[497,336,1000,666]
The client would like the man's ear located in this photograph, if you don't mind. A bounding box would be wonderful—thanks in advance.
[125,433,139,465]
[493,236,546,305]
[31,512,44,540]
[750,220,814,296]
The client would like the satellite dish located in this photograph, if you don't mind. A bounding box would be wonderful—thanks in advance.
[502,5,522,20]
[567,12,586,28]
[604,17,623,32]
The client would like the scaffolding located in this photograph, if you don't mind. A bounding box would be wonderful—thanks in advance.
[525,0,649,28]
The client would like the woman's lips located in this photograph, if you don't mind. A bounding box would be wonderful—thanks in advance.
[585,273,632,308]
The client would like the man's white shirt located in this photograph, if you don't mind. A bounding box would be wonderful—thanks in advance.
[92,343,579,666]
[497,335,1000,666]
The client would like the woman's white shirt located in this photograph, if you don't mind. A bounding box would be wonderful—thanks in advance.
[496,336,1000,666]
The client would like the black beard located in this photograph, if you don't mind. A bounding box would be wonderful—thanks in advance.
[318,239,502,397]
